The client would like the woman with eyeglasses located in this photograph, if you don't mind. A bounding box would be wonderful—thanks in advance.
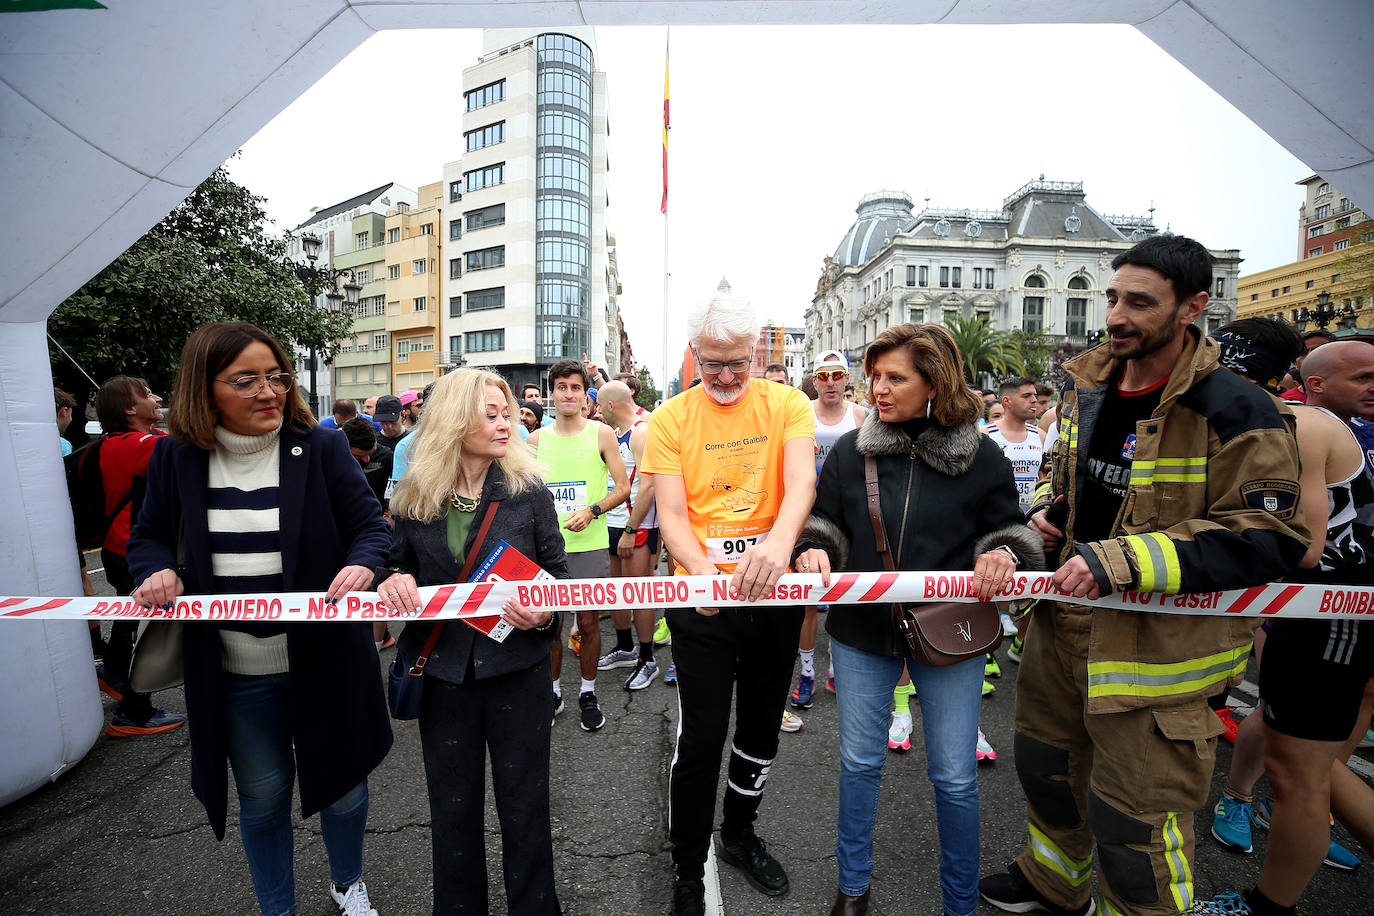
[128,321,393,916]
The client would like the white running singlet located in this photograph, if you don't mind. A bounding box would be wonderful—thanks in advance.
[814,404,861,476]
[607,420,657,529]
[986,423,1044,513]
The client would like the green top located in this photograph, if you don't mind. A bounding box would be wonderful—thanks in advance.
[446,507,478,569]
[536,421,609,554]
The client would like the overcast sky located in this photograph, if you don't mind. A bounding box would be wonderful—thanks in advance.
[229,24,1310,387]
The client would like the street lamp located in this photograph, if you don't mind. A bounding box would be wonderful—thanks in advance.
[1301,289,1337,329]
[293,232,361,416]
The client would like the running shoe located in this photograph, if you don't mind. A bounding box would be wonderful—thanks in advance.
[982,679,996,697]
[980,861,1095,915]
[888,710,912,751]
[718,829,790,897]
[1215,707,1240,744]
[1360,728,1374,749]
[624,659,660,691]
[579,691,605,731]
[1000,611,1018,637]
[985,654,1002,679]
[1252,800,1360,870]
[653,617,672,646]
[553,691,564,717]
[663,662,677,684]
[1006,635,1024,664]
[780,710,803,733]
[673,877,706,916]
[825,665,836,693]
[1190,893,1251,914]
[568,628,582,656]
[1211,795,1254,853]
[330,879,379,916]
[976,728,997,763]
[790,674,815,709]
[597,647,639,670]
[95,664,125,702]
[378,628,396,651]
[105,708,186,738]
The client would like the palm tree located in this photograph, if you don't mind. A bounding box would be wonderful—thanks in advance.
[946,314,1010,385]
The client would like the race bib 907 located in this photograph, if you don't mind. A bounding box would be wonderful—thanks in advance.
[704,524,771,567]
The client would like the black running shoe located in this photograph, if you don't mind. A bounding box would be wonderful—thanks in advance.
[718,830,789,897]
[672,877,705,916]
[578,691,605,731]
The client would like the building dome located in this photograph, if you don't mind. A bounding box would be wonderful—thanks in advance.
[832,190,914,268]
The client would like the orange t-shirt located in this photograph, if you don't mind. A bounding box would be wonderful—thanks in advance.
[642,379,814,572]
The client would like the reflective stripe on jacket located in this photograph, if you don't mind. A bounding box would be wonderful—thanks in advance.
[1033,327,1311,713]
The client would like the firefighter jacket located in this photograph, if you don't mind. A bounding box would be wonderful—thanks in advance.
[1031,326,1311,714]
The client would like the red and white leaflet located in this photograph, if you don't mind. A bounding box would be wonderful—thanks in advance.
[462,540,556,642]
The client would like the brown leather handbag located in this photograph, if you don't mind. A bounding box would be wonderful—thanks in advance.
[864,456,1003,666]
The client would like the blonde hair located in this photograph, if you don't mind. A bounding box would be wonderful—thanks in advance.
[390,369,543,522]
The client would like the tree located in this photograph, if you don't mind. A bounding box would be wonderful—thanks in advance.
[1002,327,1057,383]
[945,315,1010,385]
[48,165,353,424]
[1333,235,1374,327]
[634,366,661,408]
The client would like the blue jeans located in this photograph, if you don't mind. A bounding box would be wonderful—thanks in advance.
[831,638,983,916]
[222,672,369,916]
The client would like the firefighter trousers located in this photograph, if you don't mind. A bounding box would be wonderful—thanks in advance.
[1011,604,1225,915]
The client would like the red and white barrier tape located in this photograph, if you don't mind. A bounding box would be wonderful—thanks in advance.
[1,571,1372,623]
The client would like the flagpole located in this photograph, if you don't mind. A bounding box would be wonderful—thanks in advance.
[660,26,672,402]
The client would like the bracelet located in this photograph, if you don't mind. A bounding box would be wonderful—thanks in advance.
[994,545,1021,566]
[533,613,557,633]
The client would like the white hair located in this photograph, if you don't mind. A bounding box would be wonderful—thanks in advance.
[687,293,759,349]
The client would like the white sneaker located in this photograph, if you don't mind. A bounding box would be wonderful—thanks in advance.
[888,710,912,751]
[999,611,1018,637]
[624,659,660,691]
[976,728,997,763]
[330,879,379,916]
[780,710,804,733]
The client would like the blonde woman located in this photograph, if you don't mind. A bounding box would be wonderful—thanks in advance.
[375,369,568,915]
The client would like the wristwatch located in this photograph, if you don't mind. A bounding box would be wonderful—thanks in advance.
[590,503,603,518]
[622,526,638,536]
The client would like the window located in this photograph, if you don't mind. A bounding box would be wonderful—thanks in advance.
[388,227,400,243]
[939,266,950,288]
[387,264,400,280]
[353,268,370,284]
[396,338,410,363]
[942,308,959,326]
[465,163,505,192]
[355,231,369,249]
[413,296,426,312]
[449,219,461,241]
[417,223,432,236]
[1271,289,1279,297]
[906,265,916,287]
[466,246,505,272]
[1333,273,1342,282]
[465,203,506,231]
[449,181,462,203]
[449,336,463,363]
[449,258,461,280]
[973,267,982,289]
[1309,246,1324,258]
[373,333,387,351]
[1310,226,1325,238]
[1214,277,1225,297]
[951,267,962,288]
[465,79,506,111]
[1306,280,1315,289]
[466,329,505,352]
[919,265,928,287]
[908,307,924,324]
[985,268,994,287]
[466,287,505,311]
[1250,293,1259,301]
[1315,204,1332,219]
[1335,238,1351,251]
[1282,286,1291,294]
[1318,182,1330,195]
[412,258,427,274]
[1022,297,1044,332]
[1335,216,1350,229]
[449,296,462,317]
[465,121,506,152]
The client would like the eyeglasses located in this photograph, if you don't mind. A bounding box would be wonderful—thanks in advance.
[694,349,751,376]
[814,370,848,382]
[215,373,294,398]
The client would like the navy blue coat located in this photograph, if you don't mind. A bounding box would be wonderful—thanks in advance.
[127,426,393,840]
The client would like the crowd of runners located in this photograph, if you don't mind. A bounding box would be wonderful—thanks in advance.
[65,233,1374,915]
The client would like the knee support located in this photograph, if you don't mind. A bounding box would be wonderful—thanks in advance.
[1014,731,1081,827]
[1087,790,1158,906]
[726,744,774,799]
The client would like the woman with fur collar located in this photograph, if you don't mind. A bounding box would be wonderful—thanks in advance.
[792,323,1043,916]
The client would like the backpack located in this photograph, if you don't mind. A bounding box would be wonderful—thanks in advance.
[64,435,134,549]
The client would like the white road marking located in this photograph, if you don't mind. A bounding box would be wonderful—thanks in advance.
[705,838,724,916]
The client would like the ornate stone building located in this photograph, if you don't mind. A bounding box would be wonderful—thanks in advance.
[806,180,1242,374]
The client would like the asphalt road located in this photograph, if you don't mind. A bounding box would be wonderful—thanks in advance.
[0,558,1370,914]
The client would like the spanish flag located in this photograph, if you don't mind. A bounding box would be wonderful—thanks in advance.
[661,35,669,215]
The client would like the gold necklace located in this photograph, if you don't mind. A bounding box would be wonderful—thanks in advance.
[449,490,479,513]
